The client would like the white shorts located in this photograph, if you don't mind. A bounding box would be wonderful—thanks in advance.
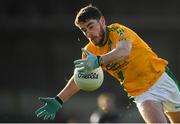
[134,71,180,112]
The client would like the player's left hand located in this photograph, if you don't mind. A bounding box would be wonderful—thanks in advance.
[74,48,100,72]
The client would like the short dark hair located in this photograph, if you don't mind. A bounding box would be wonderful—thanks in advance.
[75,5,103,27]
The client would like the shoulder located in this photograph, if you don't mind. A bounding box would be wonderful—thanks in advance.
[107,23,127,41]
[107,23,127,37]
[107,23,133,33]
[108,23,125,30]
[108,23,138,41]
[89,111,101,123]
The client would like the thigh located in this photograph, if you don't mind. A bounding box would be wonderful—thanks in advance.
[166,111,180,123]
[138,100,167,123]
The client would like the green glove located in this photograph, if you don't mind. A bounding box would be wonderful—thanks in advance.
[35,96,63,120]
[74,48,101,72]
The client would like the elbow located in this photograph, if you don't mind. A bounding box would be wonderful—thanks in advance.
[117,45,131,59]
[122,49,130,60]
[124,46,131,57]
[122,41,132,58]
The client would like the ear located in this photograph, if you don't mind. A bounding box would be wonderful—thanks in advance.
[100,16,106,28]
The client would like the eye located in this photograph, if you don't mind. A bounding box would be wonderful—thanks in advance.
[88,25,94,30]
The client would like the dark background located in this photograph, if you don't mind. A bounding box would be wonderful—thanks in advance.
[0,0,179,122]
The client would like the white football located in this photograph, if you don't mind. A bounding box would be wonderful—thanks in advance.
[74,67,104,92]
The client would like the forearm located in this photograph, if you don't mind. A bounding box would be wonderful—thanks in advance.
[101,48,127,65]
[57,76,80,103]
[101,40,132,65]
[35,75,80,120]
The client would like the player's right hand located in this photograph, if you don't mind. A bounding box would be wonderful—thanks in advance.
[35,97,62,120]
[74,48,100,72]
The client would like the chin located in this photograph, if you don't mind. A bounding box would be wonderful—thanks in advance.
[95,43,101,46]
[92,40,100,46]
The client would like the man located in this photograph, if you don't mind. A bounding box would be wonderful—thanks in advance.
[90,92,121,123]
[35,5,180,123]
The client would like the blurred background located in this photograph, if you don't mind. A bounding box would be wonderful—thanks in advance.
[0,0,179,123]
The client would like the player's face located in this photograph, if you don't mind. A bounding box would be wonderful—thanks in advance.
[78,17,106,46]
